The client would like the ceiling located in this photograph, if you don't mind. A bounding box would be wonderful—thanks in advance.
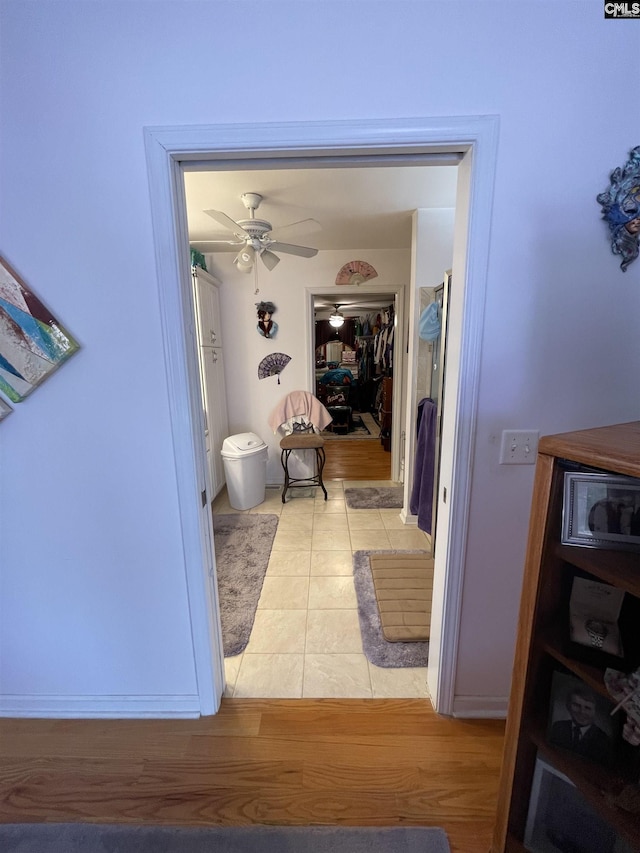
[184,162,458,317]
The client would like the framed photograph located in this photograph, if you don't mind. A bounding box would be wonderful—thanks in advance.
[524,757,633,853]
[569,576,625,657]
[562,472,640,551]
[546,671,617,768]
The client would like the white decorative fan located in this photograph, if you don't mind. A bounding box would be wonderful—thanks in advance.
[200,192,320,273]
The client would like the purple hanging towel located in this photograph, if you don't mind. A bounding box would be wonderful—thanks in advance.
[410,398,437,534]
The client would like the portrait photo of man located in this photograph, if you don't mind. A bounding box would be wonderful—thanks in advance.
[547,672,616,767]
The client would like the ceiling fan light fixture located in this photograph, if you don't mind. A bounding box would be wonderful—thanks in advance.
[234,248,254,273]
[329,305,345,328]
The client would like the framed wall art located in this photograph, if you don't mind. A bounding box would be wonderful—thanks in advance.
[0,396,13,421]
[561,472,640,551]
[0,256,80,402]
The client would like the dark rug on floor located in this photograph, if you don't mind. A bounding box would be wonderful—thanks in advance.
[0,824,451,852]
[212,513,278,657]
[322,412,372,440]
[353,550,430,668]
[345,486,404,509]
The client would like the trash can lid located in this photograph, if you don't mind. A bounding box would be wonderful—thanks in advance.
[221,432,267,457]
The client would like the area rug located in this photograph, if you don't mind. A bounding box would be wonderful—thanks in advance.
[322,411,378,440]
[212,513,278,657]
[345,485,404,509]
[0,824,451,852]
[370,553,434,642]
[353,550,430,668]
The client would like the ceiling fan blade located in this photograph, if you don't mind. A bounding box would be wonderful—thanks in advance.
[260,250,280,271]
[268,241,318,259]
[204,209,250,237]
[194,239,245,246]
[272,218,322,240]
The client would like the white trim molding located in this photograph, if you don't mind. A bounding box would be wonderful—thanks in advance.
[144,116,499,717]
[0,694,201,719]
[452,695,509,719]
[305,282,406,484]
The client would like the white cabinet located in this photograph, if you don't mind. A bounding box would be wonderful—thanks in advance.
[192,267,229,499]
[194,270,223,349]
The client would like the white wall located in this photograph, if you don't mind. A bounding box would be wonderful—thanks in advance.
[204,248,410,484]
[0,1,638,715]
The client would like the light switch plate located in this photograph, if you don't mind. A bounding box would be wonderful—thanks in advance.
[499,430,540,465]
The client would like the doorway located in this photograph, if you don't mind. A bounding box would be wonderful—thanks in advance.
[144,116,499,715]
[309,287,404,483]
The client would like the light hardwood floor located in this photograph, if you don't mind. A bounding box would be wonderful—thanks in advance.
[322,435,391,480]
[0,699,505,853]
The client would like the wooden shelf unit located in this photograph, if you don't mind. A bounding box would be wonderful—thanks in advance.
[492,421,640,853]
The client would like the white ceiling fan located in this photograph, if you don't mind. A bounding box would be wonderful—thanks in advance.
[200,192,320,273]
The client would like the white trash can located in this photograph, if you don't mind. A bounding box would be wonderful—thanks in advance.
[221,432,268,510]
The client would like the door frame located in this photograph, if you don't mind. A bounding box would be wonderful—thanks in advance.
[144,116,499,715]
[306,284,406,483]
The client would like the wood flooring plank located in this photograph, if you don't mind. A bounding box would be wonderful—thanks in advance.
[323,438,391,480]
[396,784,500,818]
[301,763,421,793]
[136,759,303,791]
[442,819,497,853]
[259,709,503,738]
[0,699,505,853]
[0,733,193,761]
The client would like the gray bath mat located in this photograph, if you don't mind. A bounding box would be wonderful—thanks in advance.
[345,486,404,509]
[212,513,278,656]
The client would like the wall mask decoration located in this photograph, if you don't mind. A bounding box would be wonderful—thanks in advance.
[255,300,278,339]
[258,352,291,384]
[597,146,640,272]
[335,260,378,286]
[0,256,80,402]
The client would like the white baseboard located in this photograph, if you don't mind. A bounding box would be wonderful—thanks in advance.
[0,693,201,719]
[452,695,509,718]
[399,509,418,526]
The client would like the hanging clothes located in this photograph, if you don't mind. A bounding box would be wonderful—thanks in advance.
[410,398,437,534]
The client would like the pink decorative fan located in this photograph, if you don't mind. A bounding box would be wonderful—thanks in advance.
[335,260,378,286]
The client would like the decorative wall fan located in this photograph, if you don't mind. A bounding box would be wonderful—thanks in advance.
[335,260,378,286]
[258,352,291,384]
[200,193,320,273]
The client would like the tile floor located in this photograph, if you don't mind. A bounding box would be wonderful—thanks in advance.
[212,479,432,700]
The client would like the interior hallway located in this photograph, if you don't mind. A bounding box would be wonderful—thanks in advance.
[213,477,432,700]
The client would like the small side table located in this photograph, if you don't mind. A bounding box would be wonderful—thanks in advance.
[279,434,328,503]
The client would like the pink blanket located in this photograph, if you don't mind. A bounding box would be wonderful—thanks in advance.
[268,391,333,433]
